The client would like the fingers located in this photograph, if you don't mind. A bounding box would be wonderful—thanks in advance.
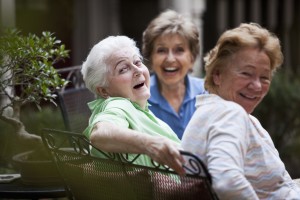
[165,147,185,176]
[145,137,186,176]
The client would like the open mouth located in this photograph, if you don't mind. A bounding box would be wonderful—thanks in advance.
[163,67,178,73]
[240,93,258,100]
[133,82,144,89]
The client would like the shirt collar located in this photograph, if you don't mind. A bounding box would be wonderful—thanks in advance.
[88,97,150,111]
[149,74,195,104]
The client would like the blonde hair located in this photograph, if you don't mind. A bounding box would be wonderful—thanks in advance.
[204,23,283,93]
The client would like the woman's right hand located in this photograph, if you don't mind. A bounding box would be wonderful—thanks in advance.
[143,136,185,176]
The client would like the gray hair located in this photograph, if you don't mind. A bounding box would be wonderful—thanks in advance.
[81,36,141,95]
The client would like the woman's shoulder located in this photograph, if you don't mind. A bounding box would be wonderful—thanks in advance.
[196,94,248,118]
[188,75,205,86]
[91,97,134,111]
[187,75,206,94]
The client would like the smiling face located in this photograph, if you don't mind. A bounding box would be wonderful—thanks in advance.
[213,47,271,114]
[150,34,194,87]
[97,47,150,109]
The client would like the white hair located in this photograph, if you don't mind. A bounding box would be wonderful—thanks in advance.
[81,35,141,95]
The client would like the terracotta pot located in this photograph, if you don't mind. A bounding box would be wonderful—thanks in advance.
[12,150,63,186]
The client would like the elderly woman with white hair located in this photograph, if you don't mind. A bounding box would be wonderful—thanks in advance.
[81,35,184,175]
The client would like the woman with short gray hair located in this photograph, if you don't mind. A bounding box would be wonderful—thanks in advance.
[81,35,185,175]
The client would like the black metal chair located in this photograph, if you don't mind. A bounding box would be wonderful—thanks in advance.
[57,87,95,133]
[56,66,95,133]
[41,128,219,200]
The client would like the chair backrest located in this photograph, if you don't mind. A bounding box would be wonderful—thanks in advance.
[57,87,95,133]
[56,65,95,133]
[41,128,219,200]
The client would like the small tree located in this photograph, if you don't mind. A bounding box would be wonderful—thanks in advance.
[0,29,69,149]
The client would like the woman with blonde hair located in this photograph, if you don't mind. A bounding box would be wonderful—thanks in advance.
[182,23,300,199]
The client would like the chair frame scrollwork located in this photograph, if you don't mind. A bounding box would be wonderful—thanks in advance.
[41,128,219,200]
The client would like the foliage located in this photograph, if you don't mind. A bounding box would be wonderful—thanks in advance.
[0,28,69,112]
[0,28,69,151]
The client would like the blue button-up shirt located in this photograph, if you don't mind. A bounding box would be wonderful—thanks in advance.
[148,74,206,139]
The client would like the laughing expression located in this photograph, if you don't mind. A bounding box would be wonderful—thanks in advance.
[99,47,150,109]
[213,47,272,114]
[151,34,194,88]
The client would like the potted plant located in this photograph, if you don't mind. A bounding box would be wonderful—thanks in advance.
[0,28,69,185]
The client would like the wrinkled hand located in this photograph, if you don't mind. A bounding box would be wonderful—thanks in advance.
[144,136,185,176]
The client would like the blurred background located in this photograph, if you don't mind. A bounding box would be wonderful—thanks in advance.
[1,0,300,178]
